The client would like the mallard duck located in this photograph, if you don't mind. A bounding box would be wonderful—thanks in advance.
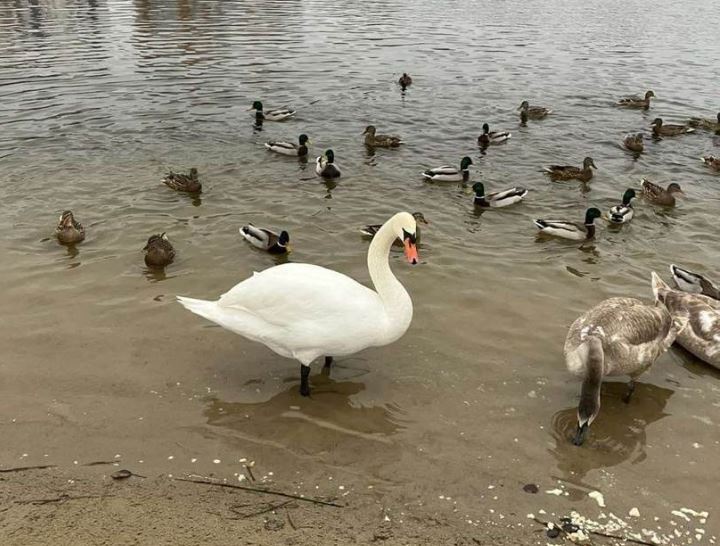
[363,125,402,148]
[688,112,720,131]
[361,212,428,243]
[518,100,552,120]
[701,156,720,171]
[143,233,175,267]
[178,212,419,397]
[250,101,295,122]
[640,178,683,206]
[543,157,597,182]
[534,207,602,241]
[315,149,341,178]
[422,156,473,182]
[398,73,412,90]
[163,168,201,193]
[478,123,511,147]
[264,134,309,157]
[240,224,290,254]
[670,265,720,300]
[564,278,685,445]
[617,90,655,109]
[55,210,85,244]
[623,133,644,153]
[608,188,637,224]
[651,118,694,137]
[472,182,527,208]
[654,272,718,370]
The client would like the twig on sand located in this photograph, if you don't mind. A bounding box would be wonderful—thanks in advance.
[15,494,107,506]
[244,464,256,482]
[530,515,655,546]
[230,500,293,519]
[0,465,57,473]
[82,460,118,467]
[286,507,297,530]
[172,477,344,508]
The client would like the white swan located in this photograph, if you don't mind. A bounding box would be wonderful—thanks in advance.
[177,212,420,396]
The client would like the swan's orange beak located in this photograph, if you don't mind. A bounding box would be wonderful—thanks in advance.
[404,240,418,265]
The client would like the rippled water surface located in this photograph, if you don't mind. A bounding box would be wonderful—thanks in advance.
[2,0,719,537]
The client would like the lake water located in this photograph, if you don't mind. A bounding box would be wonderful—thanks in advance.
[1,0,719,540]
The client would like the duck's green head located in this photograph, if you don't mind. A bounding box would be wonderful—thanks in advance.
[251,101,263,111]
[299,134,309,145]
[460,156,473,170]
[482,123,490,134]
[324,149,335,163]
[622,188,636,204]
[583,157,597,169]
[472,182,485,196]
[584,208,602,224]
[278,231,290,246]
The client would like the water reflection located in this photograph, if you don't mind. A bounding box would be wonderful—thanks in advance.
[549,382,673,484]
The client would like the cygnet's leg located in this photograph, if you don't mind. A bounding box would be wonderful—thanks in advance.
[623,380,636,404]
[300,364,311,397]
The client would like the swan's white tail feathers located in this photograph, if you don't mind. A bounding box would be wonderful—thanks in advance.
[177,296,219,323]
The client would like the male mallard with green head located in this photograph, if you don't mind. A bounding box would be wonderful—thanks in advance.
[316,149,342,178]
[363,125,402,148]
[688,112,720,132]
[144,233,175,267]
[651,118,694,137]
[608,189,637,224]
[55,210,85,244]
[701,156,720,171]
[518,100,552,120]
[640,178,684,206]
[543,157,597,182]
[250,101,295,122]
[163,168,201,193]
[472,182,527,208]
[478,123,511,147]
[422,156,473,182]
[617,90,655,109]
[240,224,290,254]
[623,133,644,153]
[265,134,310,157]
[534,208,602,241]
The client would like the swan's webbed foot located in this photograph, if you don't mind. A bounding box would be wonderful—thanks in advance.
[300,364,311,397]
[623,380,636,404]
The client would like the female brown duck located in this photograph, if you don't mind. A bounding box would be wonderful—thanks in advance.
[543,157,597,182]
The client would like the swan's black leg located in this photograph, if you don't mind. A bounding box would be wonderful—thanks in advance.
[623,380,636,404]
[300,364,311,397]
[324,356,333,369]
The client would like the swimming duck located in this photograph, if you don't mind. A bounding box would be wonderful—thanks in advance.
[670,264,720,300]
[422,156,473,182]
[518,100,552,120]
[363,125,402,148]
[623,133,644,153]
[472,182,528,208]
[701,156,720,171]
[639,178,683,206]
[534,207,602,241]
[240,224,290,254]
[608,188,637,224]
[250,101,296,122]
[315,149,342,178]
[143,233,175,267]
[651,118,694,137]
[178,212,420,397]
[55,210,85,244]
[361,212,428,243]
[564,276,685,445]
[398,73,412,90]
[163,168,201,193]
[478,123,511,147]
[654,272,718,370]
[688,112,720,132]
[617,90,655,109]
[264,134,310,157]
[543,157,597,182]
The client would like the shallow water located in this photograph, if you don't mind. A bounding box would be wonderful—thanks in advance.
[1,0,719,538]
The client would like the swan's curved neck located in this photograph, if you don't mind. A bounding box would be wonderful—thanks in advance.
[367,221,412,325]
